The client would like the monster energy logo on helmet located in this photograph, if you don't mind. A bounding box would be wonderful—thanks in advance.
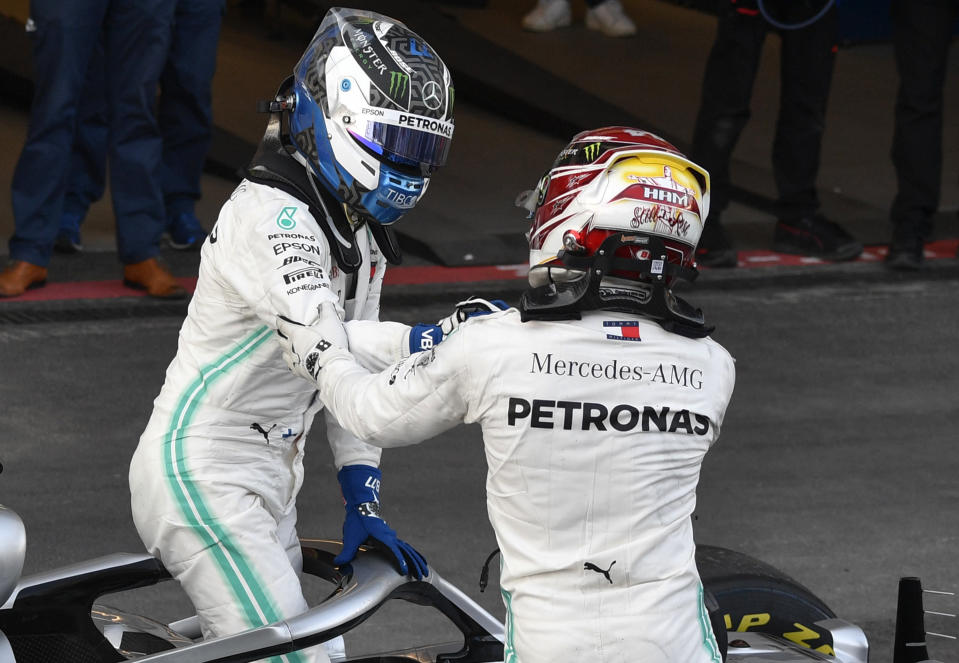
[584,142,602,162]
[389,71,409,96]
[345,21,414,109]
[335,11,450,119]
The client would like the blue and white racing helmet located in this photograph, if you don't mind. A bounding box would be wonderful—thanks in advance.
[290,7,455,226]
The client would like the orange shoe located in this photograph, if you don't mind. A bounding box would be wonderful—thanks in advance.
[122,258,187,300]
[0,261,48,298]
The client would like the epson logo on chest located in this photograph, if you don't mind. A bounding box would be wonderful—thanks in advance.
[273,242,322,256]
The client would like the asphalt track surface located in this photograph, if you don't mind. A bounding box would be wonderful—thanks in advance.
[1,259,958,662]
[1,1,958,659]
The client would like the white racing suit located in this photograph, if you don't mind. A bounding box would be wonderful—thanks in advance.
[129,180,408,663]
[314,308,736,663]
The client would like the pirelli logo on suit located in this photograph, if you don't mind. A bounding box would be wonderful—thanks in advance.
[283,267,323,284]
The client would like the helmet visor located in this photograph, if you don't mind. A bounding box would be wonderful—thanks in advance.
[348,108,454,171]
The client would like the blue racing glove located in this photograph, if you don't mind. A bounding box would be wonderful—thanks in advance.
[334,465,428,579]
[408,299,510,354]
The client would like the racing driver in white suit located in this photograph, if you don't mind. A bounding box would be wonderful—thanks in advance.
[128,9,458,662]
[277,128,737,663]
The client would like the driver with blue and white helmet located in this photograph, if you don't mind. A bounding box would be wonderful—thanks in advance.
[129,8,455,661]
[287,6,454,229]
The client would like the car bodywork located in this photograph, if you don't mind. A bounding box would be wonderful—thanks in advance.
[1,502,874,663]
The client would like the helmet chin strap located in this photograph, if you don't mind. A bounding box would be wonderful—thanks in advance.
[288,151,359,236]
[520,232,714,338]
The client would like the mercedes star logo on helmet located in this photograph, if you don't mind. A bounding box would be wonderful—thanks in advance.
[422,81,443,110]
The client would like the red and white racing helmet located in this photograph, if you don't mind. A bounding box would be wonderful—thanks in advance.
[519,127,712,331]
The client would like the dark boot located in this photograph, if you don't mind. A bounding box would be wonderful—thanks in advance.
[772,214,862,261]
[885,223,925,271]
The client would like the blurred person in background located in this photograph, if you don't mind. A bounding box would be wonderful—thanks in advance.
[690,0,862,268]
[0,0,184,299]
[522,0,637,37]
[885,0,959,270]
[55,0,226,256]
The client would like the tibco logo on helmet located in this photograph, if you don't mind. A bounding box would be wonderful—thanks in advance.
[519,126,714,334]
[289,8,455,226]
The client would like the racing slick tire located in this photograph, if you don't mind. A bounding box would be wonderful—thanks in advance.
[696,545,839,658]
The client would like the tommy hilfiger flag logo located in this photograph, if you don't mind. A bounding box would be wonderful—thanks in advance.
[604,320,641,341]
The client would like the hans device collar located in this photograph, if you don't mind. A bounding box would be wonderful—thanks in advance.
[520,233,713,338]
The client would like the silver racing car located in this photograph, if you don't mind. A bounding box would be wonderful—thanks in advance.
[0,497,944,663]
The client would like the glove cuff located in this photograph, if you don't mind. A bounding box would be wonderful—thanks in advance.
[300,342,351,382]
[357,501,381,518]
[338,464,382,506]
[408,324,443,354]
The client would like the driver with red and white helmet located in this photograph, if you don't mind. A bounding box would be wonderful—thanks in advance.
[275,127,737,663]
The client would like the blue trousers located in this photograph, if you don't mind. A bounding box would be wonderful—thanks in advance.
[9,0,176,266]
[64,0,226,223]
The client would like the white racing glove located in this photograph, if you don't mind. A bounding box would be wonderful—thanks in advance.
[436,297,510,336]
[276,302,350,382]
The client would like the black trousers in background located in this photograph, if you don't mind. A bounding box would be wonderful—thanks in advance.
[890,0,959,241]
[690,1,838,223]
